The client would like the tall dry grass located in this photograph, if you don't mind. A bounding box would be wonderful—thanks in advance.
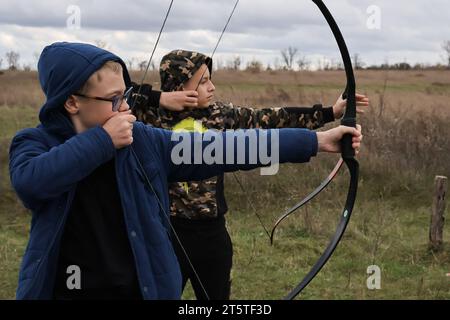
[2,68,450,195]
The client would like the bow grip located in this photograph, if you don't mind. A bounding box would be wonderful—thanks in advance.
[340,117,356,159]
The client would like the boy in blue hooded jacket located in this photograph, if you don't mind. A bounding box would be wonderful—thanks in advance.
[8,42,362,300]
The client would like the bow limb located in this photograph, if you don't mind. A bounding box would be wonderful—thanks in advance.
[281,0,359,299]
[285,158,358,299]
[270,158,343,244]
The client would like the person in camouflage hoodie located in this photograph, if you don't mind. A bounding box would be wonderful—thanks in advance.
[131,50,368,300]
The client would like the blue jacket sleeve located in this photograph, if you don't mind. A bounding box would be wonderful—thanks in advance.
[141,125,318,183]
[9,126,116,208]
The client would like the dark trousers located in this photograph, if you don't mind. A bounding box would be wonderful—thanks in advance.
[170,215,233,300]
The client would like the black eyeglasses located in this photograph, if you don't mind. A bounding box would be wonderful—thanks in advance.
[74,87,133,112]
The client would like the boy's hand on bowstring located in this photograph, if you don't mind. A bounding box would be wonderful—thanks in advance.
[332,93,369,119]
[103,110,136,149]
[160,91,199,111]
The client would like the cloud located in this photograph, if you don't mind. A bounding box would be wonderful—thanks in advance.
[0,0,448,69]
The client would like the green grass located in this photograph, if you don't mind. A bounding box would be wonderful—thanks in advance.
[0,194,29,299]
[178,165,450,299]
[181,201,449,299]
[0,104,38,299]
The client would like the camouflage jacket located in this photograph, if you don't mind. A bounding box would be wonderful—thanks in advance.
[132,86,335,220]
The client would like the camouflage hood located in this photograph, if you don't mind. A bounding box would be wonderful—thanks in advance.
[159,49,212,92]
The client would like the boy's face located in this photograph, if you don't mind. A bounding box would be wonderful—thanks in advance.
[67,68,129,130]
[181,64,215,108]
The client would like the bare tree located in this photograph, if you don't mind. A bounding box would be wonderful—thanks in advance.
[317,56,331,71]
[5,51,20,70]
[442,40,450,68]
[127,57,136,71]
[316,57,323,71]
[226,56,241,70]
[352,53,365,70]
[323,58,332,71]
[280,46,298,70]
[0,57,3,70]
[232,56,241,70]
[138,60,147,71]
[297,55,310,71]
[215,58,223,71]
[273,57,281,70]
[246,59,263,73]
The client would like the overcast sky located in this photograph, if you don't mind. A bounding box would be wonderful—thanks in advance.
[0,0,448,70]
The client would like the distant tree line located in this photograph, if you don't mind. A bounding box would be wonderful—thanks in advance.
[3,40,450,72]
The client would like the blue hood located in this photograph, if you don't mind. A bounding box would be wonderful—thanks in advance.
[37,42,131,139]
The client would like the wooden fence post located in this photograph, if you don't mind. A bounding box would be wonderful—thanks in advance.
[429,176,447,251]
